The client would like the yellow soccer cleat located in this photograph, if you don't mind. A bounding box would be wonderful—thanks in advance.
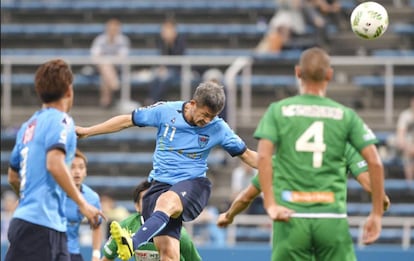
[110,221,134,261]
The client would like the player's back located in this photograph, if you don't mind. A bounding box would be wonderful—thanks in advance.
[256,94,376,214]
[10,108,77,231]
[274,94,351,177]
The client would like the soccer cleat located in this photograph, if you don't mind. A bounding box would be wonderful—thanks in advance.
[110,221,134,261]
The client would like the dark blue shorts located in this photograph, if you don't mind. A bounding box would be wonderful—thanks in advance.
[70,253,84,261]
[142,177,212,239]
[5,218,70,261]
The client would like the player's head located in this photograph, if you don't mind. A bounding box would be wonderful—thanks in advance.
[295,47,333,86]
[35,59,74,111]
[71,149,88,188]
[132,180,152,213]
[189,81,225,127]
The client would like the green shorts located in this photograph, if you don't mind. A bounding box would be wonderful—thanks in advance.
[272,218,356,261]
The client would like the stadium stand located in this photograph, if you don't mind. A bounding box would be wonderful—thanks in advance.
[1,0,413,251]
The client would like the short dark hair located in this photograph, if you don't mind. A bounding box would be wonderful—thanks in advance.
[193,81,226,115]
[35,59,73,103]
[132,180,152,203]
[74,148,88,164]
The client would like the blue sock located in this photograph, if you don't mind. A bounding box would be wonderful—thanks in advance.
[132,211,170,249]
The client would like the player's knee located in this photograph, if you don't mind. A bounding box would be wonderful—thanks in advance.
[155,191,183,217]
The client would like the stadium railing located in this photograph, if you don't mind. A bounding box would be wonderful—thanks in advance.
[184,214,414,249]
[2,55,414,130]
[1,55,244,130]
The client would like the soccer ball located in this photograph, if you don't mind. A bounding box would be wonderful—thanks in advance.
[350,1,389,39]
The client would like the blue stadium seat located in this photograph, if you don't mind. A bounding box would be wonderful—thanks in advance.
[353,76,414,89]
[1,73,100,89]
[1,0,355,13]
[374,131,393,145]
[372,49,414,57]
[84,176,145,190]
[1,1,277,12]
[0,23,268,37]
[253,49,302,61]
[347,203,414,216]
[393,23,414,35]
[349,227,414,241]
[242,75,297,88]
[236,227,271,241]
[347,178,414,192]
[1,150,227,166]
[2,72,299,90]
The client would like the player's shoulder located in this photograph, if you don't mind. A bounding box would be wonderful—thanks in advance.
[81,184,100,200]
[43,108,74,125]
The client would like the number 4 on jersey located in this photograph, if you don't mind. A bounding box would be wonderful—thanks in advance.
[295,121,326,168]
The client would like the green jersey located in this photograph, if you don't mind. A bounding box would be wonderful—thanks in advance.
[254,94,377,216]
[250,143,368,190]
[102,213,201,261]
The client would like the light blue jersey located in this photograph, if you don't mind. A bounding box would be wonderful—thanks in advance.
[66,184,101,254]
[9,108,77,232]
[132,101,246,184]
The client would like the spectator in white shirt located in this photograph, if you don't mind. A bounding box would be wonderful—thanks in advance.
[396,97,414,183]
[90,19,130,108]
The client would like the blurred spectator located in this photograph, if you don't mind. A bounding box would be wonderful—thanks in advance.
[99,194,130,239]
[90,18,130,108]
[1,190,18,243]
[269,0,330,48]
[202,68,227,121]
[231,160,264,214]
[146,18,187,105]
[191,205,226,246]
[231,161,257,199]
[269,0,307,37]
[396,97,414,183]
[312,0,343,27]
[255,26,291,54]
[308,0,350,47]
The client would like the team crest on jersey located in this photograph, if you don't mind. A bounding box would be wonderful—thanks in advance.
[198,134,209,148]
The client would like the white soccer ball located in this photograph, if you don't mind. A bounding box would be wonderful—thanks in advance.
[350,1,389,39]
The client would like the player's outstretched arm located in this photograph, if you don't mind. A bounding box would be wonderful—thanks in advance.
[76,114,134,139]
[239,148,258,169]
[217,184,260,227]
